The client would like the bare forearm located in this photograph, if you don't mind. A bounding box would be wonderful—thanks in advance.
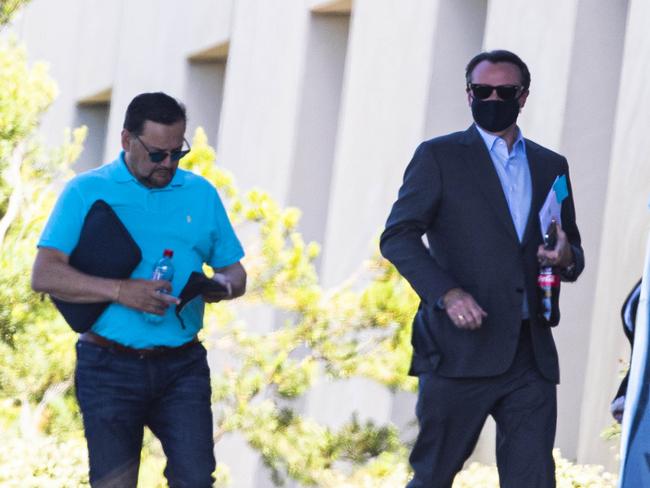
[31,248,120,303]
[229,279,246,298]
[220,265,246,299]
[206,261,246,302]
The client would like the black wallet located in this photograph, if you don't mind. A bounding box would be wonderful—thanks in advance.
[51,200,142,332]
[175,272,229,328]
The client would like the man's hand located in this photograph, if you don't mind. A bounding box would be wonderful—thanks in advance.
[203,262,246,303]
[442,288,487,329]
[202,273,232,303]
[116,279,180,315]
[537,222,574,268]
[611,396,625,424]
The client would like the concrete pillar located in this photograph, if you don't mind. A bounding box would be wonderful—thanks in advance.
[11,0,100,149]
[578,0,649,470]
[321,0,474,288]
[104,0,234,161]
[286,12,350,248]
[184,60,227,148]
[214,2,334,485]
[485,0,629,465]
[559,0,629,468]
[311,0,490,461]
[216,0,310,201]
[483,0,608,463]
[424,0,488,138]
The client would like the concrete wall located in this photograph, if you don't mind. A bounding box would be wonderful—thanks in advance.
[10,0,648,482]
[578,0,648,468]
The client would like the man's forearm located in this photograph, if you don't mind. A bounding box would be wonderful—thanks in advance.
[222,264,246,299]
[32,248,121,303]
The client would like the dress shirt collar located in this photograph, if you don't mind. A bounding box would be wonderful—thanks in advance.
[475,123,525,157]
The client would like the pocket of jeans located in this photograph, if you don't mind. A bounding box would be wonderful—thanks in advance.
[75,340,112,368]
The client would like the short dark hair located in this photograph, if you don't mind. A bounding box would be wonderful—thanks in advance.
[123,92,186,135]
[465,50,531,90]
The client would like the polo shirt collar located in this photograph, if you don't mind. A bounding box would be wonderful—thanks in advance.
[109,151,186,188]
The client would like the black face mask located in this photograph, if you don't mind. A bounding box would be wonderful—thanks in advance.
[471,98,520,132]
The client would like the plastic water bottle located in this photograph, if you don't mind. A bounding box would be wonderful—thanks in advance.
[143,249,174,323]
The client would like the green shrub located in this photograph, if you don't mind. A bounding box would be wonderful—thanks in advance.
[452,449,617,488]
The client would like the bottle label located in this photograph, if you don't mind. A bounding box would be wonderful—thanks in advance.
[538,273,560,287]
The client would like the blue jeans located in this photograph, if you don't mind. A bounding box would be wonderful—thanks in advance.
[75,340,215,487]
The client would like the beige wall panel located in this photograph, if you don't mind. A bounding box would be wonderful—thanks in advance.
[10,0,88,148]
[482,0,609,461]
[12,0,233,164]
[578,0,650,469]
[313,0,492,463]
[320,0,441,288]
[424,0,487,138]
[10,0,648,481]
[287,14,350,248]
[306,0,440,459]
[104,0,233,162]
[215,3,322,485]
[561,0,629,469]
[483,0,579,149]
[216,0,311,201]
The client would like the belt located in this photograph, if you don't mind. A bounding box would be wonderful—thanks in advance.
[79,331,199,359]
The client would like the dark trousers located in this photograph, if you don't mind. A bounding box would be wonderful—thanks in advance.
[407,323,557,488]
[75,340,216,488]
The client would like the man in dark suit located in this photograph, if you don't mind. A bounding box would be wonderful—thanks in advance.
[380,50,584,488]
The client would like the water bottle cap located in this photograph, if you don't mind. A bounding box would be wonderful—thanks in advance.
[163,249,174,258]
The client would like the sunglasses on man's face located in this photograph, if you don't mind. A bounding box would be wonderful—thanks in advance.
[467,84,523,101]
[135,135,191,163]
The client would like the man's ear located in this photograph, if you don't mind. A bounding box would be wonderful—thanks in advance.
[518,89,530,110]
[121,129,131,152]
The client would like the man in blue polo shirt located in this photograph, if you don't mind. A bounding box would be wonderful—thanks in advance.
[32,92,246,487]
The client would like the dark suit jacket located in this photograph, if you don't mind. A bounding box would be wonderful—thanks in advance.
[380,125,584,383]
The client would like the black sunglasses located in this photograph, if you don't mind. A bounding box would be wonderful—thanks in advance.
[135,135,191,163]
[467,84,523,101]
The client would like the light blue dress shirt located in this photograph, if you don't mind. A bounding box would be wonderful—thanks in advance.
[476,124,532,318]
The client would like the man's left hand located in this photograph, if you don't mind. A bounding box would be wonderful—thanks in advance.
[537,222,574,268]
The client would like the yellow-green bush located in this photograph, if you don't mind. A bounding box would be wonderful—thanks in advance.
[0,431,229,487]
[452,450,617,488]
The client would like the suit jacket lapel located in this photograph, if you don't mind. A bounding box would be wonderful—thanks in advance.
[461,126,519,241]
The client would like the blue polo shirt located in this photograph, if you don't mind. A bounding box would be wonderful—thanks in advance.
[38,153,244,348]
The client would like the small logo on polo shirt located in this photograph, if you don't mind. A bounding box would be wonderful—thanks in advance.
[186,215,192,223]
